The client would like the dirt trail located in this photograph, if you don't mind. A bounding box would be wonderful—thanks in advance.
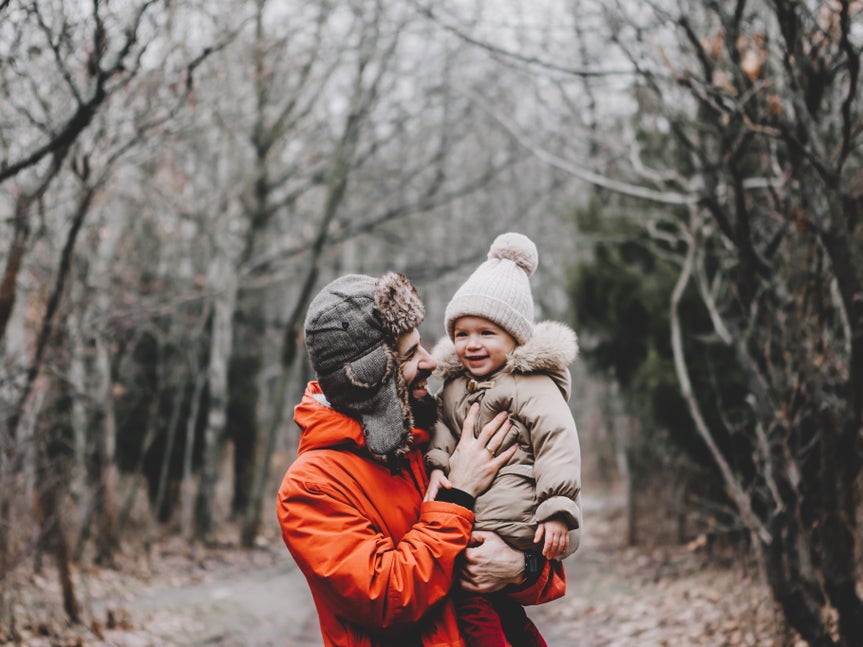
[528,494,778,646]
[81,551,323,647]
[110,559,322,646]
[17,490,778,646]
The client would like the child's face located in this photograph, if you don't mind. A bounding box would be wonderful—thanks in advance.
[452,316,517,378]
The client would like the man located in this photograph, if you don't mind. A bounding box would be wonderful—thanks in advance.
[276,272,566,647]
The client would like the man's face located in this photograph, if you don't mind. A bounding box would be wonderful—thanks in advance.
[395,328,436,400]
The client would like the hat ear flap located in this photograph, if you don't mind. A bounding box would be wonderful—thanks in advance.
[344,345,392,389]
[361,370,410,456]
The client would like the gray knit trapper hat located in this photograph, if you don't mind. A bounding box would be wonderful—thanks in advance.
[445,232,538,344]
[304,272,425,460]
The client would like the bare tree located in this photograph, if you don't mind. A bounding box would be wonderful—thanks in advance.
[423,0,862,642]
[634,3,862,643]
[0,1,226,627]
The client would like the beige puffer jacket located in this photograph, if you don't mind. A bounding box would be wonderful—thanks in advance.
[426,321,582,558]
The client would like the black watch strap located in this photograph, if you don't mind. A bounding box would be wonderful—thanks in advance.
[434,487,476,510]
[524,551,542,585]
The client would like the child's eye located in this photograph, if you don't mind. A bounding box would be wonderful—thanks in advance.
[454,331,467,338]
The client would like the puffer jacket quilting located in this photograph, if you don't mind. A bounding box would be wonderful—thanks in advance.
[427,321,583,557]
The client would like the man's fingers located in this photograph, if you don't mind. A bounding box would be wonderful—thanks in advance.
[460,577,479,592]
[457,403,481,445]
[486,420,513,454]
[492,442,518,466]
[477,410,509,446]
[469,530,491,546]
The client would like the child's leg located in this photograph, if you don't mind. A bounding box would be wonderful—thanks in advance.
[493,596,549,647]
[454,589,508,647]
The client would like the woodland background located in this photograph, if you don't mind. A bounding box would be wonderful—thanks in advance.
[1,1,861,645]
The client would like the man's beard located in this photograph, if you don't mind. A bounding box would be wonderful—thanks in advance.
[409,392,438,431]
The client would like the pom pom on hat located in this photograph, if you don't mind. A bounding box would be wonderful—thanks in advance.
[488,232,538,277]
[445,232,538,345]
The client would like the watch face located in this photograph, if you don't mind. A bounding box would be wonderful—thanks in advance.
[525,552,540,576]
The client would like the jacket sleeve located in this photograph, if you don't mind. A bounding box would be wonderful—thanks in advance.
[507,558,567,606]
[425,419,457,473]
[424,389,459,473]
[514,374,582,530]
[277,471,474,631]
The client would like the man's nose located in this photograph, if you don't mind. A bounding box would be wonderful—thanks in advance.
[418,346,436,370]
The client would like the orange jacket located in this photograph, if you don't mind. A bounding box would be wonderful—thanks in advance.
[277,382,566,647]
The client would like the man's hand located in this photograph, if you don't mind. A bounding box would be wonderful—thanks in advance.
[447,404,517,498]
[534,516,569,560]
[459,530,525,593]
[424,469,451,502]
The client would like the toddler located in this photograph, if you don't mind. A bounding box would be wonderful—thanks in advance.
[425,232,582,647]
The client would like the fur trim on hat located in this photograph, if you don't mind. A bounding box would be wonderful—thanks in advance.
[389,340,416,434]
[433,320,579,382]
[374,272,425,338]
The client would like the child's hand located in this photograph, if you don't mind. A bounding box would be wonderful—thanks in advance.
[424,469,452,502]
[534,516,569,560]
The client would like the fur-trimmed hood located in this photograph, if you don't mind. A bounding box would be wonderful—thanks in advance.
[432,320,579,384]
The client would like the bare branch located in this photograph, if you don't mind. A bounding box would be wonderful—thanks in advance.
[0,0,162,184]
[414,1,635,79]
[464,87,699,206]
[837,0,860,171]
[670,214,771,545]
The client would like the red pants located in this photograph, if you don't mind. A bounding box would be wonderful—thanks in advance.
[454,590,548,647]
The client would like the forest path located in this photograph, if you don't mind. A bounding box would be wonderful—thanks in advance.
[104,557,323,647]
[20,489,777,646]
[84,546,323,647]
[528,493,777,646]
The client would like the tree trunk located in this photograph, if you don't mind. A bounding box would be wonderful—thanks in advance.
[240,259,320,546]
[36,423,80,625]
[226,0,272,520]
[67,280,91,547]
[92,331,119,565]
[226,300,264,518]
[0,163,70,565]
[153,370,186,525]
[195,250,238,541]
[181,360,207,538]
[89,217,125,564]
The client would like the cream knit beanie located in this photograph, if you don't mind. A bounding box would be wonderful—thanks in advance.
[445,232,538,345]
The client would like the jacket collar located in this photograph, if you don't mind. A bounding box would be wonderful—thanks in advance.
[295,382,365,455]
[294,381,429,457]
[432,320,579,388]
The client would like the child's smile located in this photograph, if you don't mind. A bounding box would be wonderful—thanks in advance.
[453,316,517,378]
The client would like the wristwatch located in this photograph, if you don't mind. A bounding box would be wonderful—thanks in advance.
[523,551,541,584]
